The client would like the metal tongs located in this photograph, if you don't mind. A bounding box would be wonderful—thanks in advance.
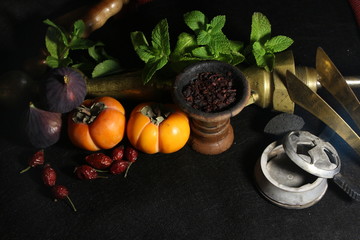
[285,47,360,201]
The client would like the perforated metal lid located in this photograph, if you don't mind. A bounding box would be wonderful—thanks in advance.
[283,131,341,179]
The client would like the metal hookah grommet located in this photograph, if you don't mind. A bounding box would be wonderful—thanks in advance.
[254,131,340,209]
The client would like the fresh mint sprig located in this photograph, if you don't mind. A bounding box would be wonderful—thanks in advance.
[43,19,123,78]
[246,12,294,71]
[131,19,171,84]
[131,11,294,84]
[173,10,244,66]
[131,10,245,84]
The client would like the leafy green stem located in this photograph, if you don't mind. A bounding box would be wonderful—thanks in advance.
[43,19,123,78]
[131,11,294,84]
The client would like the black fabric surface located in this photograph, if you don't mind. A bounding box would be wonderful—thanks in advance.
[0,0,360,240]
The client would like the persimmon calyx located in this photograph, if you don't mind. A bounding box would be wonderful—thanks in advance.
[140,104,172,126]
[72,102,105,124]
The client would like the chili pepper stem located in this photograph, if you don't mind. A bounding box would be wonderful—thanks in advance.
[66,196,77,212]
[124,162,133,178]
[19,166,31,174]
[95,169,109,173]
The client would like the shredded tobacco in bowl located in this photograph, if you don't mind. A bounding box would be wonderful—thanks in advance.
[182,71,237,113]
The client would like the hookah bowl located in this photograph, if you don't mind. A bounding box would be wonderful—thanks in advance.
[173,60,250,155]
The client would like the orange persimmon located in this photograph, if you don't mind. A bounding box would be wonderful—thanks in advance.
[126,102,190,154]
[67,96,126,151]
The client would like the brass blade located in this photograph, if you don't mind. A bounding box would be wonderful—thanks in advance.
[316,47,360,130]
[285,71,360,156]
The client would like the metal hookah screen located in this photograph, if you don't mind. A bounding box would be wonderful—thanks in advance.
[254,142,328,209]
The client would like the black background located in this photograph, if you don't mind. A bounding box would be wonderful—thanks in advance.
[0,0,360,239]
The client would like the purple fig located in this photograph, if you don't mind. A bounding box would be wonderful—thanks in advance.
[24,102,62,148]
[42,67,86,113]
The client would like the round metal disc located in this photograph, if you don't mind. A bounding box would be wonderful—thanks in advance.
[283,131,341,178]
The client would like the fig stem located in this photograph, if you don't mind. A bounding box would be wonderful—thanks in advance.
[63,75,70,84]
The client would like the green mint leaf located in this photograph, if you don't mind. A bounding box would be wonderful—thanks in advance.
[88,42,116,63]
[43,19,59,29]
[216,53,233,64]
[192,46,211,58]
[72,20,86,39]
[222,51,245,65]
[252,42,275,71]
[46,55,72,68]
[88,42,106,62]
[45,27,62,58]
[229,52,245,65]
[69,38,95,50]
[131,31,149,48]
[184,10,207,32]
[44,19,73,66]
[92,59,123,78]
[43,19,69,46]
[68,20,94,50]
[252,41,266,66]
[45,27,70,61]
[210,15,226,33]
[142,56,168,84]
[151,19,171,57]
[171,32,197,59]
[264,35,294,53]
[130,31,155,62]
[263,53,275,71]
[250,12,271,43]
[138,45,156,63]
[208,32,231,54]
[197,30,211,45]
[229,40,244,52]
[45,56,60,68]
